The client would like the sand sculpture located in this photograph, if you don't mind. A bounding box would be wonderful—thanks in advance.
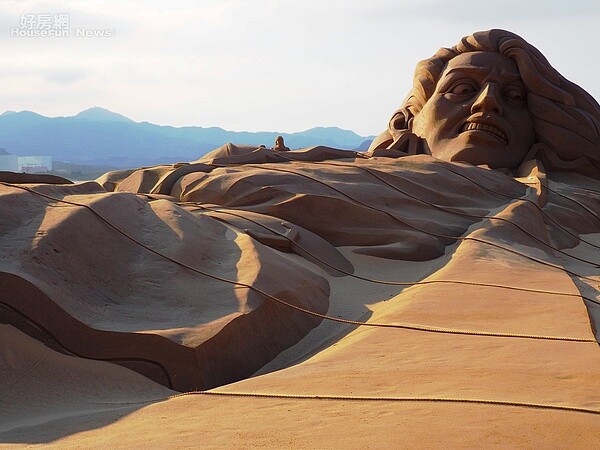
[2,29,600,445]
[273,135,290,151]
[368,29,600,178]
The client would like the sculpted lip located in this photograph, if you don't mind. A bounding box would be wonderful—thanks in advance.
[460,121,508,145]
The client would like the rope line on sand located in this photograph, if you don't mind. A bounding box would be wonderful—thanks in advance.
[3,170,600,412]
[273,151,600,251]
[272,152,600,253]
[544,183,600,222]
[206,162,600,281]
[183,203,598,302]
[2,181,598,343]
[93,390,600,416]
[436,164,600,250]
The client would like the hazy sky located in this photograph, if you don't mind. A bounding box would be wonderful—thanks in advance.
[2,0,599,136]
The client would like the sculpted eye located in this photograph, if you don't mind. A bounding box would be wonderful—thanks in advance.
[504,87,526,103]
[447,82,477,96]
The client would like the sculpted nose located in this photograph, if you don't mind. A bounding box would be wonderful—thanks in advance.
[471,83,502,115]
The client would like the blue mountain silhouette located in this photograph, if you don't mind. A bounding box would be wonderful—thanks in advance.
[0,107,374,167]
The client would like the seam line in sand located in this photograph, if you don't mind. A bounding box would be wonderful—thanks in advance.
[183,203,599,299]
[2,181,597,344]
[270,152,600,254]
[92,391,600,415]
[225,160,600,276]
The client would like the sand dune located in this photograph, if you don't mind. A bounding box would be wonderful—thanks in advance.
[1,150,600,447]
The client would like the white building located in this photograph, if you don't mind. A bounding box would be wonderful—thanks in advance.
[17,156,53,173]
[0,155,19,172]
[0,154,53,173]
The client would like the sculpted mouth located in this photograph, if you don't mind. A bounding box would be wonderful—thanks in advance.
[461,122,508,145]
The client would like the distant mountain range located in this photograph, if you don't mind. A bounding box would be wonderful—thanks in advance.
[0,107,375,167]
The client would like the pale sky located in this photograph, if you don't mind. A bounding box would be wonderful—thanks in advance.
[1,0,599,136]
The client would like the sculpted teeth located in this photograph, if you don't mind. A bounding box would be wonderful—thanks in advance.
[461,122,508,144]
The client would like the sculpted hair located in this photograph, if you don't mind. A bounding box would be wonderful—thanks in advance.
[387,29,600,177]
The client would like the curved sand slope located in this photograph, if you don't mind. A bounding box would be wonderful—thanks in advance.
[2,149,600,446]
[0,180,330,391]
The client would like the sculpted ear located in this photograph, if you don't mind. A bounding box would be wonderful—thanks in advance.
[388,109,413,139]
[367,108,423,155]
[367,130,394,153]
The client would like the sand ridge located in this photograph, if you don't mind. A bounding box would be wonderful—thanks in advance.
[1,151,600,447]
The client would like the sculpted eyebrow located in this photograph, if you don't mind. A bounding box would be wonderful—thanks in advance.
[443,66,522,82]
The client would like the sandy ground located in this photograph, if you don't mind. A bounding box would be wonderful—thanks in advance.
[2,156,600,448]
[2,234,599,448]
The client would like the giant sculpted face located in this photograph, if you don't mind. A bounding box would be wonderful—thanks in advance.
[371,29,600,178]
[411,51,536,169]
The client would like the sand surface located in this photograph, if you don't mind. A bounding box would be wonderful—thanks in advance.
[1,151,599,447]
